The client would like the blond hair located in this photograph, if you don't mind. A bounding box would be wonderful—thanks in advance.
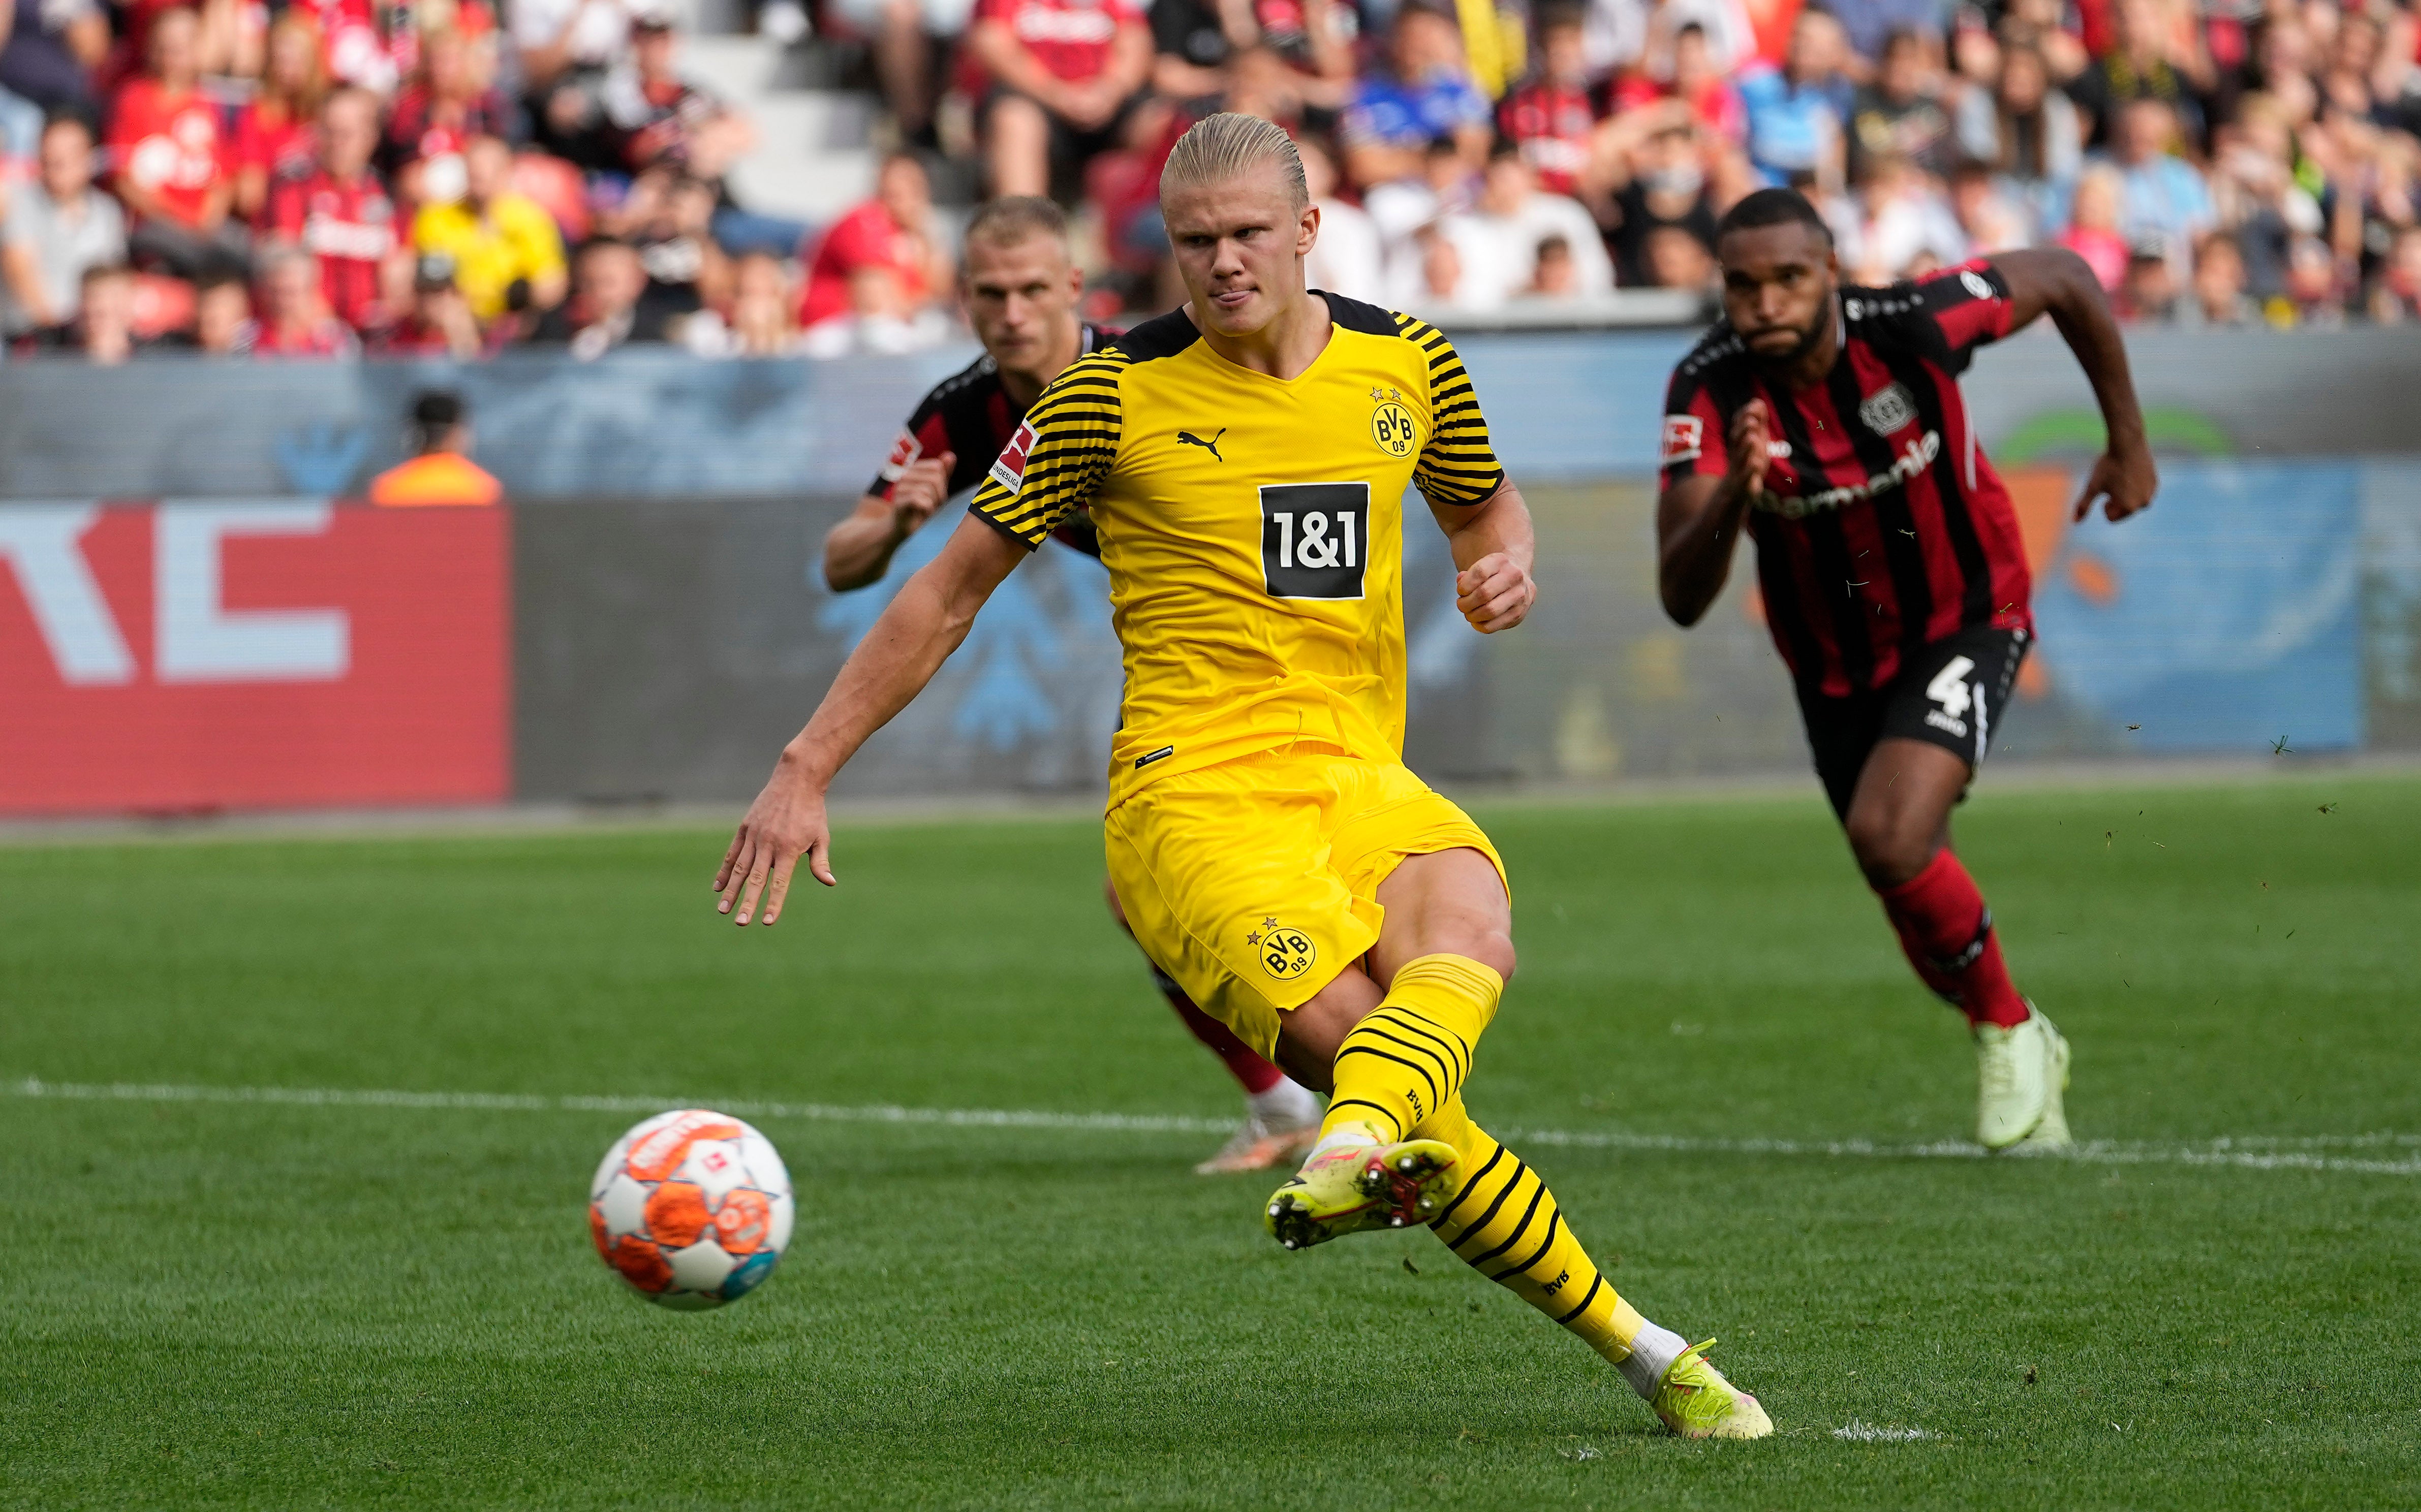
[1159,112,1308,211]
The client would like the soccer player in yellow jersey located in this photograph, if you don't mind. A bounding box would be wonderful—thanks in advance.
[712,113,1772,1439]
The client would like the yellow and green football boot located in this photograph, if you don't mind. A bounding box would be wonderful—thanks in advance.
[1263,1139,1460,1251]
[1650,1340,1774,1440]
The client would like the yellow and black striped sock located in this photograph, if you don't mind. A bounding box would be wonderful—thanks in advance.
[1413,1096,1646,1365]
[1319,954,1502,1143]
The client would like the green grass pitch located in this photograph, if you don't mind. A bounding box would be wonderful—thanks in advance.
[2,773,2416,1510]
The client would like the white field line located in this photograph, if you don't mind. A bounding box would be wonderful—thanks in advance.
[1832,1422,1938,1442]
[9,1077,2421,1177]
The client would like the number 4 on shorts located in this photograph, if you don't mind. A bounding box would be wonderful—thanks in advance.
[1927,655,1976,719]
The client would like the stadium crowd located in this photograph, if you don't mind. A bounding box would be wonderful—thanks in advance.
[1,0,2414,360]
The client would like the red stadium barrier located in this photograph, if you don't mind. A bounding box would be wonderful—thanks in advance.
[0,501,510,816]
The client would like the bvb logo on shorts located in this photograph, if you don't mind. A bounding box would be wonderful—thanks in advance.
[1247,917,1318,980]
[1370,390,1415,458]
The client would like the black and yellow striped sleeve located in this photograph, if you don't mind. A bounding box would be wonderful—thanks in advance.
[1398,314,1507,508]
[968,353,1124,549]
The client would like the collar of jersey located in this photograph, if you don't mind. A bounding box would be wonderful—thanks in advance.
[1170,299,1342,389]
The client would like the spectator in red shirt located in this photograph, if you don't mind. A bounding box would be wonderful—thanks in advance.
[969,0,1152,197]
[798,153,953,328]
[263,86,398,331]
[1499,8,1603,198]
[110,6,250,280]
[383,26,513,179]
[233,12,328,223]
[251,242,361,356]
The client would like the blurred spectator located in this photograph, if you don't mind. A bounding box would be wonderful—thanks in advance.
[1585,0,1754,83]
[2371,225,2421,323]
[232,13,327,224]
[1813,0,1945,71]
[1453,140,1613,302]
[1150,0,1353,109]
[2181,229,2258,326]
[1737,8,1852,186]
[262,86,396,331]
[1300,132,1384,302]
[799,152,952,328]
[2105,97,2213,278]
[1,111,125,336]
[1829,149,1965,279]
[835,0,975,142]
[603,15,756,182]
[2067,0,2212,150]
[687,247,805,355]
[369,390,503,506]
[516,0,629,166]
[2207,93,2321,299]
[188,264,253,352]
[1599,105,1732,286]
[533,234,668,355]
[384,26,512,182]
[2119,231,2176,319]
[1524,232,1580,297]
[1498,7,1600,197]
[369,251,484,357]
[1642,219,1718,287]
[109,7,248,280]
[1339,4,1492,190]
[800,259,953,354]
[1670,21,1749,146]
[2056,161,2128,289]
[251,242,360,355]
[1848,26,1952,181]
[1956,39,2081,224]
[613,166,730,330]
[0,0,108,114]
[1363,134,1479,256]
[2278,232,2344,325]
[969,0,1151,197]
[1945,156,2029,251]
[72,261,141,361]
[413,134,569,322]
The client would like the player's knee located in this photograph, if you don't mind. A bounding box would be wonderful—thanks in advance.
[1845,807,1934,889]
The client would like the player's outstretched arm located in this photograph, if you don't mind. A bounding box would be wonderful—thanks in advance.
[1433,480,1538,634]
[1985,247,2158,523]
[718,513,1026,924]
[821,451,957,591]
[1657,398,1770,627]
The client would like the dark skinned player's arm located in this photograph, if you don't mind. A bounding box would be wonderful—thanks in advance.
[715,514,1027,922]
[1656,406,1768,628]
[1982,247,2158,523]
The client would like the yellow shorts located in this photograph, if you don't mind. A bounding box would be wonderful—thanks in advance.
[1103,748,1506,1060]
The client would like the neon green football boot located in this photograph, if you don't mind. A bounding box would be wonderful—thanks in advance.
[1263,1139,1460,1251]
[1975,1003,2072,1152]
[1651,1339,1774,1439]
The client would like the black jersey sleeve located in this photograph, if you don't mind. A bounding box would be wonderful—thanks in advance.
[968,353,1124,550]
[1395,313,1507,507]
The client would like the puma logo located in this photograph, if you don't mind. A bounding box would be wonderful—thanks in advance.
[1177,428,1226,461]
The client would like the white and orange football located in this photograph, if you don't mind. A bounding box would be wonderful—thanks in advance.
[588,1109,794,1310]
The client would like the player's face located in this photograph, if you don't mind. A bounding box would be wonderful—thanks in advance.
[962,233,1082,381]
[1163,169,1318,339]
[1718,222,1838,364]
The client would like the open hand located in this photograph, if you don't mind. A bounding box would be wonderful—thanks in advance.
[714,758,835,926]
[1456,552,1536,634]
[2073,442,2157,523]
[1727,399,1772,494]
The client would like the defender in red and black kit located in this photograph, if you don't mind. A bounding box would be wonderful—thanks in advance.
[1657,188,2157,1151]
[818,196,1326,1174]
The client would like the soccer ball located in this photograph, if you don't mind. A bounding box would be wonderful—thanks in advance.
[588,1109,795,1310]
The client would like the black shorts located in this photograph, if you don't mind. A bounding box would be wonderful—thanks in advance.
[982,88,1143,176]
[1796,626,2030,821]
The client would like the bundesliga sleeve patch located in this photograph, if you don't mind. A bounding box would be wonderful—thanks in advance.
[1661,414,1704,466]
[878,427,922,483]
[987,420,1038,495]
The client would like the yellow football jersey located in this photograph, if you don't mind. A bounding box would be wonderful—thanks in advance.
[969,292,1507,804]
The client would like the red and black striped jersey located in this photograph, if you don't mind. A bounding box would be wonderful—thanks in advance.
[1660,261,2034,697]
[870,324,1106,558]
